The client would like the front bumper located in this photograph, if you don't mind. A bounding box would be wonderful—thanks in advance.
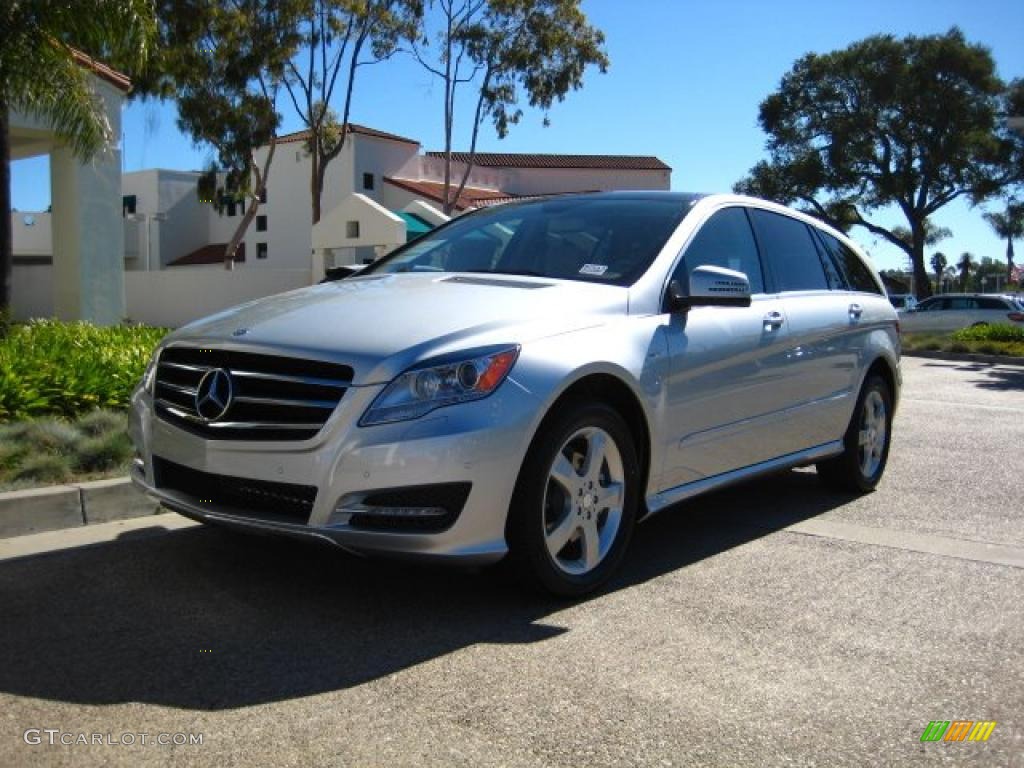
[129,377,540,565]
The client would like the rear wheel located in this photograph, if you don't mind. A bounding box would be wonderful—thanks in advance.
[507,401,639,596]
[816,374,892,493]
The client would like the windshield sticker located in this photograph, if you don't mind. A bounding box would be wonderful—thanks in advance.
[579,264,608,276]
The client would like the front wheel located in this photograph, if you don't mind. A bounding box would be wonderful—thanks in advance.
[816,374,893,493]
[506,401,640,597]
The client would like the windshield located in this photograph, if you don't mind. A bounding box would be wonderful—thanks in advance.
[362,195,696,287]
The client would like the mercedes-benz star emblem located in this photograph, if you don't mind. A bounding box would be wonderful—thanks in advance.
[195,368,233,422]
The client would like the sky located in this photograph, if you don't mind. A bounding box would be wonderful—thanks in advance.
[10,0,1024,272]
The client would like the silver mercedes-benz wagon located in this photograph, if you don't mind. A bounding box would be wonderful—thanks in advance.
[130,192,900,595]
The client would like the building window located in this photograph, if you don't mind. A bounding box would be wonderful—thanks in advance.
[122,195,137,216]
[259,187,267,204]
[346,220,360,238]
[226,200,237,217]
[256,215,267,232]
[257,242,268,260]
[362,172,374,191]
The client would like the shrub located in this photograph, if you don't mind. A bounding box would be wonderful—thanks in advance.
[77,409,127,437]
[0,320,166,422]
[952,323,1024,343]
[12,454,73,484]
[74,430,133,473]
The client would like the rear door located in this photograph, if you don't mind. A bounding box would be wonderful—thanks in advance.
[748,210,861,451]
[660,206,794,489]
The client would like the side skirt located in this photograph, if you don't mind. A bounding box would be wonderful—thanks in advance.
[643,441,844,520]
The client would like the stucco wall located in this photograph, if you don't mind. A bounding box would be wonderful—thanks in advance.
[125,269,312,327]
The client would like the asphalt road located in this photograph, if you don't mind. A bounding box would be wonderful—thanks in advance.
[1,357,1022,767]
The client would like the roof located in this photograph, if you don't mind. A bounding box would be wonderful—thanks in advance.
[394,210,433,236]
[70,47,131,93]
[425,152,671,171]
[168,242,246,267]
[275,124,419,146]
[383,177,513,211]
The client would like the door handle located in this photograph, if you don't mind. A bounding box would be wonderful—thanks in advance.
[849,303,863,320]
[763,311,784,331]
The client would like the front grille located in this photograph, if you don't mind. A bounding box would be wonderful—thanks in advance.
[153,456,317,524]
[154,346,353,441]
[349,482,471,533]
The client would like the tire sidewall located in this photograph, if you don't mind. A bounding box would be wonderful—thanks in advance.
[847,375,893,491]
[507,401,640,597]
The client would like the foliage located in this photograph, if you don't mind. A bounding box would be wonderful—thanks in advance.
[930,252,948,292]
[952,323,1024,343]
[735,28,1024,300]
[0,320,166,422]
[0,0,157,312]
[902,330,1024,358]
[282,0,423,224]
[0,410,133,490]
[957,252,975,291]
[412,0,609,213]
[983,199,1024,278]
[136,0,306,266]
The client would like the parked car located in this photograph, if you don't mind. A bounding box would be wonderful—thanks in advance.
[888,293,917,312]
[899,293,1024,333]
[130,192,900,595]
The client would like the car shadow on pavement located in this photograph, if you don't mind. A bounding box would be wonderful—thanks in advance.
[0,470,855,711]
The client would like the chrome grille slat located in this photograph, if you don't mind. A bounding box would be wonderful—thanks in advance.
[153,347,353,441]
[229,369,351,388]
[233,395,338,409]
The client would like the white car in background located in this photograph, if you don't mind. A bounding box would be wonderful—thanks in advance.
[900,293,1024,333]
[887,294,917,312]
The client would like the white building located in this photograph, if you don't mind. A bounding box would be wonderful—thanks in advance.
[12,118,672,324]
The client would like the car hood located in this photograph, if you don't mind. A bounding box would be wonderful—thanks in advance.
[163,272,628,385]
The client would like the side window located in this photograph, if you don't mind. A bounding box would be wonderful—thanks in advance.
[948,297,971,310]
[748,209,828,292]
[808,227,847,289]
[817,231,883,295]
[977,297,1005,310]
[671,207,765,294]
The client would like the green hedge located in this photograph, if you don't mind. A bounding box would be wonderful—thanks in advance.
[951,323,1024,343]
[0,320,167,422]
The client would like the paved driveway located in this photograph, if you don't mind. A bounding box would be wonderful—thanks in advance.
[0,357,1021,767]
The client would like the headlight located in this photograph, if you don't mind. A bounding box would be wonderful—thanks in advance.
[359,345,520,426]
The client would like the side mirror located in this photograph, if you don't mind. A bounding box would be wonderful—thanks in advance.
[667,265,752,312]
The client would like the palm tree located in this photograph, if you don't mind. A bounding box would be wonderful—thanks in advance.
[0,1,155,313]
[930,252,947,294]
[983,201,1024,282]
[957,252,975,292]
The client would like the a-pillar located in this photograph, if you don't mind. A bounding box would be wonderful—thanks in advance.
[49,144,125,324]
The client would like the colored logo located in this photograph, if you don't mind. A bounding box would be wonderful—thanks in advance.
[195,368,233,422]
[920,720,996,742]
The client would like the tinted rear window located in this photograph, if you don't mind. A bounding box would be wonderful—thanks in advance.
[816,231,883,295]
[748,209,828,292]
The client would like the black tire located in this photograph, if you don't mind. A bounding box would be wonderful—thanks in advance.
[506,401,640,597]
[816,373,893,493]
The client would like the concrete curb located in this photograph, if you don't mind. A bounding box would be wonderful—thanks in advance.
[902,349,1024,366]
[0,477,160,539]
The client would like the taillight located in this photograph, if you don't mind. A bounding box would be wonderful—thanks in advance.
[1008,312,1024,322]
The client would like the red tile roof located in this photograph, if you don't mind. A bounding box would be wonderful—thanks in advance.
[70,47,132,93]
[275,124,419,146]
[168,242,246,267]
[383,177,513,211]
[425,152,671,171]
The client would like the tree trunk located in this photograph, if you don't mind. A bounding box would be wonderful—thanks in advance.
[310,140,321,225]
[0,100,12,315]
[224,140,276,269]
[910,225,931,299]
[1007,237,1015,282]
